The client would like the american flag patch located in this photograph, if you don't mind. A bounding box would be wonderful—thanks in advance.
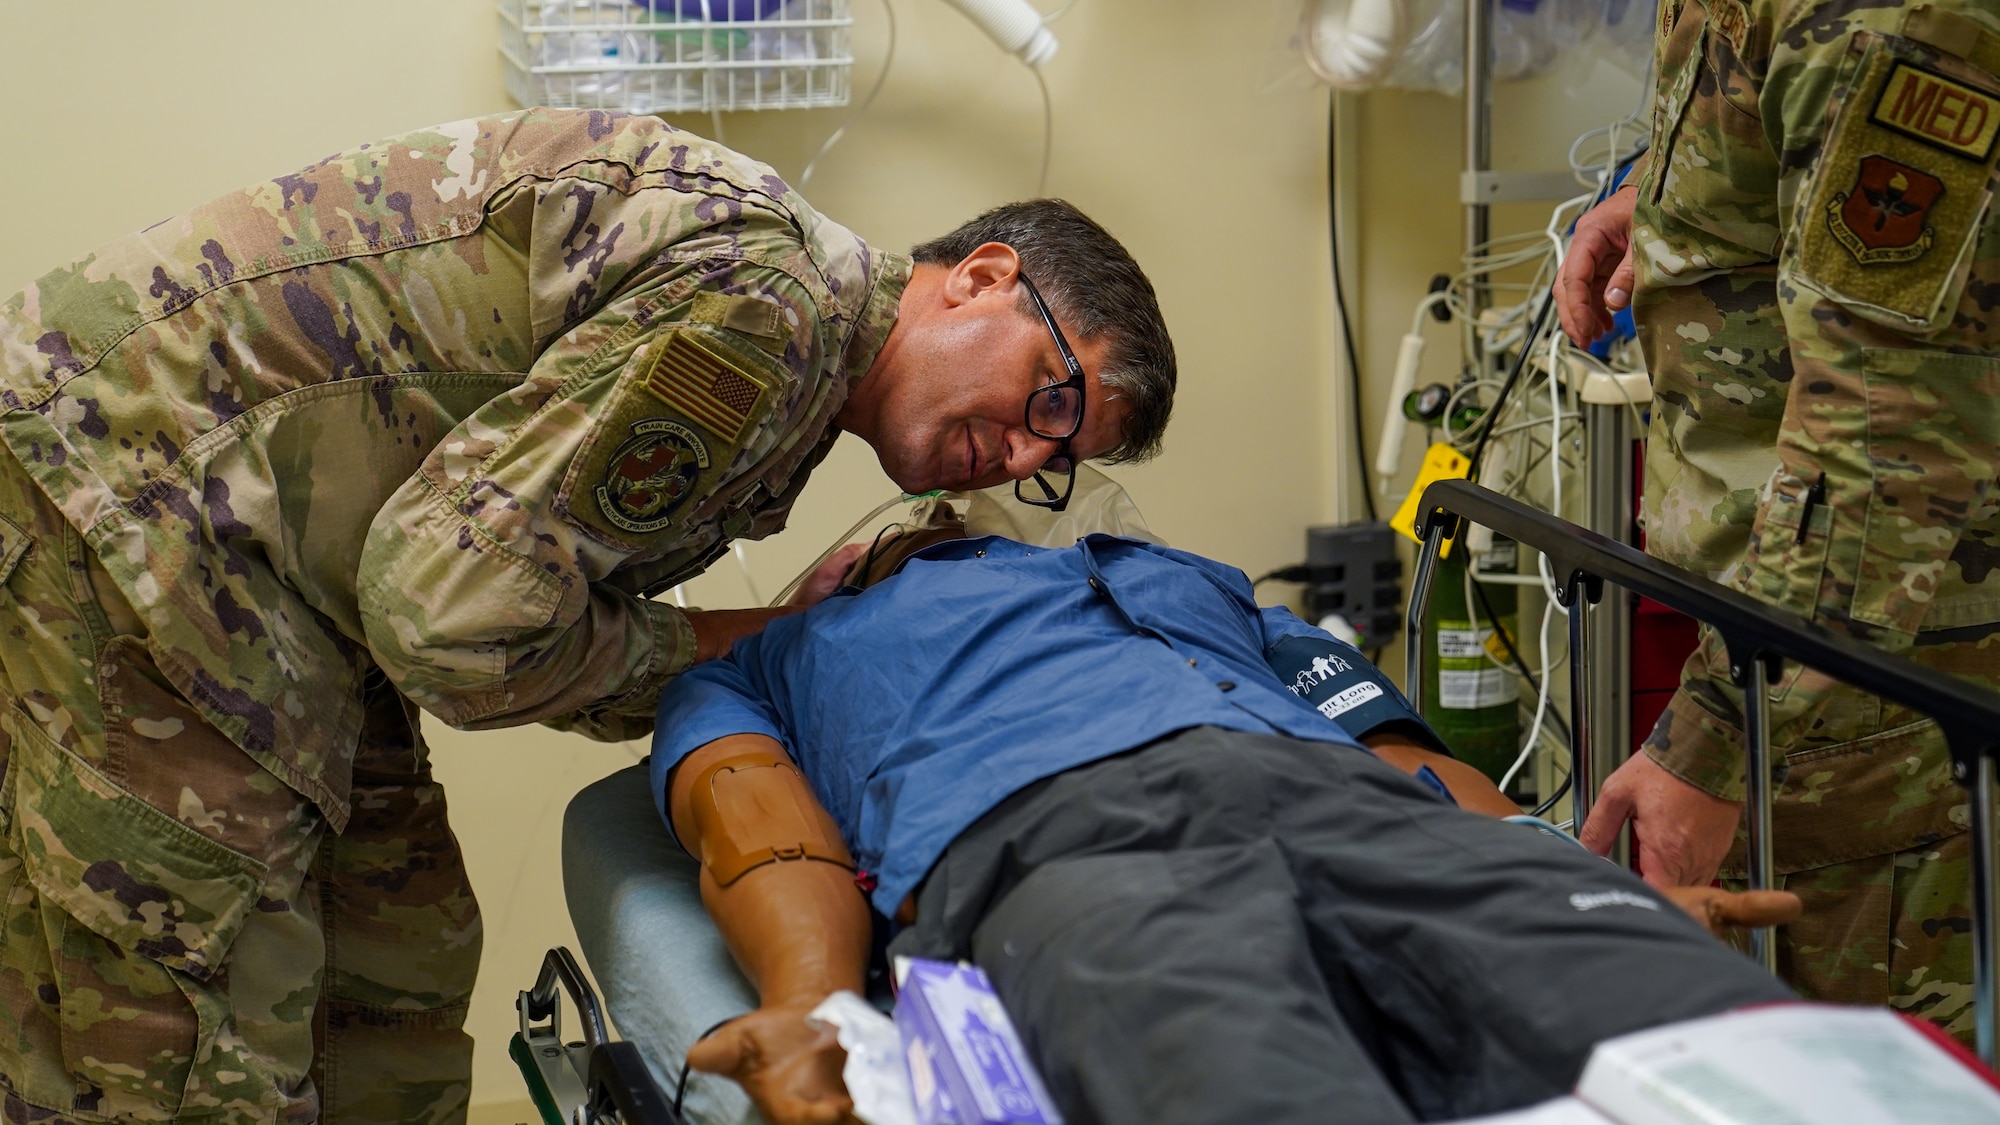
[641,331,772,445]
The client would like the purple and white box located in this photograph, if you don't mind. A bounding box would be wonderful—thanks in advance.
[894,958,1063,1125]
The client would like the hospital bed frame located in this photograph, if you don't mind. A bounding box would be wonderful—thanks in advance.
[1406,478,2000,1070]
[512,947,682,1125]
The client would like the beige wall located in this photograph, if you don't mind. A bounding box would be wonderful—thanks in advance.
[0,0,1337,1112]
[0,0,1641,1115]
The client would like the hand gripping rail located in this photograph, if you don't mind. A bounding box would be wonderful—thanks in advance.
[1403,479,2000,1069]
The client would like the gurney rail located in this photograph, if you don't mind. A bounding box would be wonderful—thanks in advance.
[1403,478,2000,1069]
[514,946,681,1125]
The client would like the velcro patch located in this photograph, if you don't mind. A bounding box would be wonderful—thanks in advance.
[691,291,789,351]
[1870,62,2000,161]
[641,329,776,447]
[595,418,712,536]
[1795,36,2000,331]
[1710,0,1749,55]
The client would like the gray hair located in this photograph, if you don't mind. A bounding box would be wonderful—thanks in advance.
[911,199,1176,463]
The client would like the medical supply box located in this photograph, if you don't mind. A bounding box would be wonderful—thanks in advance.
[894,958,1062,1125]
[1455,1003,2000,1123]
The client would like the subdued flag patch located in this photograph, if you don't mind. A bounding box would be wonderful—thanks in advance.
[641,330,773,445]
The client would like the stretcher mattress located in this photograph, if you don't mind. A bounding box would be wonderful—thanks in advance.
[563,764,762,1125]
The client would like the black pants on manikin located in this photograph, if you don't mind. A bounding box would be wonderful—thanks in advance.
[886,725,1793,1125]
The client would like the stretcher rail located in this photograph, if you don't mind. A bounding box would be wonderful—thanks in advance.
[1402,478,2000,1069]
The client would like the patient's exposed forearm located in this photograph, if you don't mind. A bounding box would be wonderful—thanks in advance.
[1362,733,1521,817]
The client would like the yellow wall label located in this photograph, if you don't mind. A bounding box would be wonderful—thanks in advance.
[1389,443,1472,552]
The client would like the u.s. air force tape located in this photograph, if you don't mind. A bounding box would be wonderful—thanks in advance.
[1267,634,1452,757]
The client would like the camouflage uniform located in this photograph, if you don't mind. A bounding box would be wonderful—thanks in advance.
[1631,1,2000,1039]
[0,109,908,1122]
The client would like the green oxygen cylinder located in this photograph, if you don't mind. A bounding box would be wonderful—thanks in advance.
[1422,537,1521,784]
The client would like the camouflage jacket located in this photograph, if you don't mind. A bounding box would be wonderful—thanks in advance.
[0,110,908,831]
[1630,1,2000,861]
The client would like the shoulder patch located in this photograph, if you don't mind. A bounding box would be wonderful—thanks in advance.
[1709,0,1749,56]
[595,419,711,535]
[1826,155,1945,264]
[1795,36,2000,331]
[639,329,777,447]
[556,327,784,548]
[1870,62,2000,161]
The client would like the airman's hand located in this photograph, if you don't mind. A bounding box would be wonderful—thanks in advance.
[1579,751,1743,888]
[687,1005,859,1125]
[790,544,870,608]
[1557,184,1639,347]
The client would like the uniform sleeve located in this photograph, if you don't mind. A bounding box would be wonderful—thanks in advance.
[358,181,840,740]
[1648,8,2000,799]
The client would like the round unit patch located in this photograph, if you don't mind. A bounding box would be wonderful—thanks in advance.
[596,419,711,534]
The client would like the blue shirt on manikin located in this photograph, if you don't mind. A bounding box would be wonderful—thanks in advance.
[650,534,1366,918]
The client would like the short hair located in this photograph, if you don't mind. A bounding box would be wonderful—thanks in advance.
[911,200,1176,463]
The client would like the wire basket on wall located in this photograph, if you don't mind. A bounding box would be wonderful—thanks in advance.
[499,0,854,114]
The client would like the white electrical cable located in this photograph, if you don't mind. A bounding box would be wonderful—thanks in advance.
[1033,64,1053,195]
[1038,0,1079,21]
[732,541,763,604]
[801,0,898,187]
[1498,599,1558,793]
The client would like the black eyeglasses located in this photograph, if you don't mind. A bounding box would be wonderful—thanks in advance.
[1017,274,1085,511]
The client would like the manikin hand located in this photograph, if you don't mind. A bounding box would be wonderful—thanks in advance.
[1658,886,1803,939]
[1556,184,1638,348]
[687,1004,860,1125]
[1579,752,1744,888]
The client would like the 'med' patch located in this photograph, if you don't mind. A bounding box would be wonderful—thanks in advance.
[1871,62,2000,161]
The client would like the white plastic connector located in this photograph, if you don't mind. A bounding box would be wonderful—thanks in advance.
[940,0,1059,67]
[1374,331,1426,484]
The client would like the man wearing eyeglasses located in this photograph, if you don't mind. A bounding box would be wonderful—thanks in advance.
[0,108,1172,1124]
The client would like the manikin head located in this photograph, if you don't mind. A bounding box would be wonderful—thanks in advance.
[836,200,1177,498]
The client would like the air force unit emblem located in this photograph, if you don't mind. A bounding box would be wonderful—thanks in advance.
[596,419,710,534]
[1827,154,1945,265]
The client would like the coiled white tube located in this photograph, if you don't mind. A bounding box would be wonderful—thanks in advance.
[940,0,1059,67]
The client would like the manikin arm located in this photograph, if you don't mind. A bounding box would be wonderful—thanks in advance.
[668,733,869,1125]
[1365,733,1800,936]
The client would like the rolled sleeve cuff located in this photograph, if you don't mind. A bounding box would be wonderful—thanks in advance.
[547,600,699,742]
[1643,687,1749,802]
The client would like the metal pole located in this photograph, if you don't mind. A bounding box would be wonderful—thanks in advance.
[1464,0,1492,363]
[1567,586,1594,830]
[1974,752,1998,1069]
[1407,523,1448,711]
[1586,402,1634,865]
[1742,658,1778,972]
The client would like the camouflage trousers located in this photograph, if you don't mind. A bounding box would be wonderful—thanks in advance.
[0,453,481,1124]
[1638,270,1990,1041]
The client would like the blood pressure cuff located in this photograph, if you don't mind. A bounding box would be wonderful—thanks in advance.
[1267,634,1451,758]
